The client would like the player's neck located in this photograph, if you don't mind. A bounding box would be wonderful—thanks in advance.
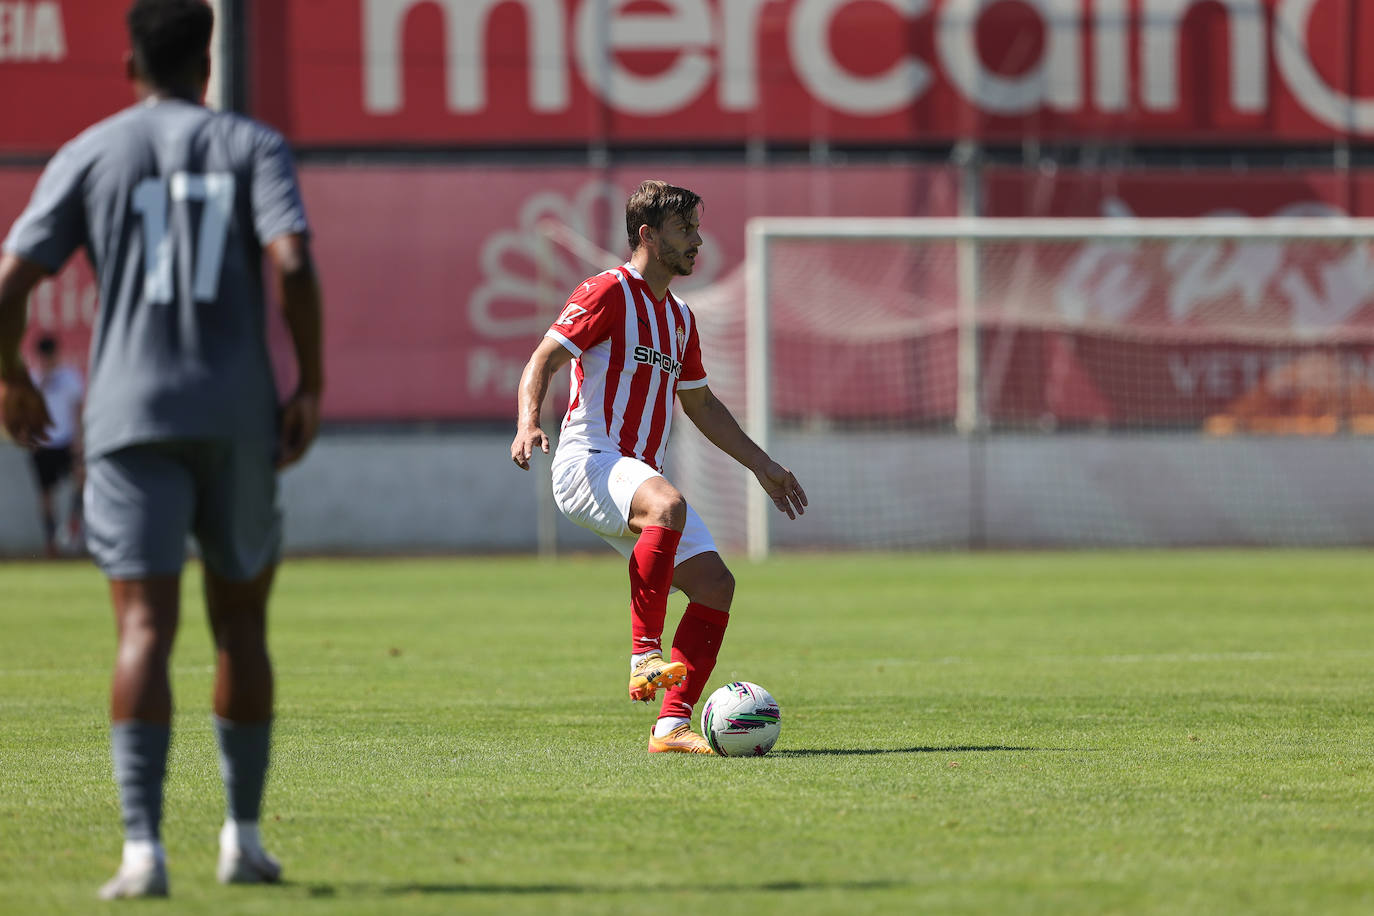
[134,78,205,106]
[141,88,203,105]
[629,250,673,302]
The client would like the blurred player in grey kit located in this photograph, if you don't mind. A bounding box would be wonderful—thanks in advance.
[0,0,324,899]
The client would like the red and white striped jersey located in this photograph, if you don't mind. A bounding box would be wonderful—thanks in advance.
[546,264,707,471]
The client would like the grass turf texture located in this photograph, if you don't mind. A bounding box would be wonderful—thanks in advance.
[1,551,1372,915]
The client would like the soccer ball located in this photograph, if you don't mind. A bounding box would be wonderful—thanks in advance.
[700,681,781,757]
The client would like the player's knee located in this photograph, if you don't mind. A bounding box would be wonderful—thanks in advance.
[642,490,687,530]
[215,627,269,659]
[116,621,172,667]
[715,567,736,609]
[694,564,735,611]
[664,492,688,529]
[211,610,269,654]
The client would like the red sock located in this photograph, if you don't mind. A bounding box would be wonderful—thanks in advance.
[629,526,681,656]
[659,602,729,721]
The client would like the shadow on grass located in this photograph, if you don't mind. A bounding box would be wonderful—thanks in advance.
[769,745,1045,756]
[306,878,908,898]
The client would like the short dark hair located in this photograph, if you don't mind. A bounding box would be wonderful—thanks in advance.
[625,180,702,252]
[36,335,58,356]
[126,0,213,88]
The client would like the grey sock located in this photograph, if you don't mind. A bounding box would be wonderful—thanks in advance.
[214,717,272,822]
[110,721,171,842]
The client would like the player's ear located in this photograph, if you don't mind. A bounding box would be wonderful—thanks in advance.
[638,222,656,251]
[124,51,138,85]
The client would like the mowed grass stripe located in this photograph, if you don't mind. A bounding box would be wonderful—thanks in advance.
[0,551,1371,915]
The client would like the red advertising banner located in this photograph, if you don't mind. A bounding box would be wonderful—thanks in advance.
[973,168,1374,429]
[9,162,1374,427]
[0,1,135,153]
[252,0,1374,146]
[298,164,958,419]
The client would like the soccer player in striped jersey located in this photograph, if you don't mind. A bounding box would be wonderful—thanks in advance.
[511,180,807,754]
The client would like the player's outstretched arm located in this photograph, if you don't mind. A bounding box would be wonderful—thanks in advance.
[678,385,808,519]
[267,234,324,469]
[511,336,573,470]
[0,253,54,448]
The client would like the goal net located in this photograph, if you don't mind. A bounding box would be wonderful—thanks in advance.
[668,218,1374,556]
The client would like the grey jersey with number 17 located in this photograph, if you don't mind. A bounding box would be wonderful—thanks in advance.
[2,98,309,460]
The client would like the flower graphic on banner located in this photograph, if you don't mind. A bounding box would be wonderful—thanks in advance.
[468,180,720,340]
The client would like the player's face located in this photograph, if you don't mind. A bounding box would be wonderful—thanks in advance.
[655,210,702,278]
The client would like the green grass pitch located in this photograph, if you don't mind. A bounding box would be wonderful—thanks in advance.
[2,550,1373,914]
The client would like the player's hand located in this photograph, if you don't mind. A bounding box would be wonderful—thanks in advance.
[511,425,551,470]
[276,389,321,469]
[754,459,807,520]
[0,373,52,449]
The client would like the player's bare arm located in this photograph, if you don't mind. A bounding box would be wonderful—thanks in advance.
[677,384,808,519]
[267,234,324,469]
[0,252,55,448]
[511,336,573,470]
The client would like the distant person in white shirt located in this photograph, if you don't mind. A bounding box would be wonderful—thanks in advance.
[28,334,84,557]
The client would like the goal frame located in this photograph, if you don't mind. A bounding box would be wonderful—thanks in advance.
[743,216,1374,559]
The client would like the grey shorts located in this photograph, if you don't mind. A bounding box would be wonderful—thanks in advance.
[84,439,282,581]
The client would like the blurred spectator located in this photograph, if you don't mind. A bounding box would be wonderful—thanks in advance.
[1205,352,1374,437]
[27,334,85,557]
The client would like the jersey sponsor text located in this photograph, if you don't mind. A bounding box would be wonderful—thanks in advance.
[633,344,682,378]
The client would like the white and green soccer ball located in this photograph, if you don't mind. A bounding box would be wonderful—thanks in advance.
[700,681,781,757]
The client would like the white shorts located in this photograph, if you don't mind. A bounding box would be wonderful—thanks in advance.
[551,449,717,566]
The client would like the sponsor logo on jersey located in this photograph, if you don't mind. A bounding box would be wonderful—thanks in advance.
[555,303,588,325]
[633,344,682,377]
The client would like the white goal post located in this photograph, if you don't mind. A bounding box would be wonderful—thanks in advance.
[718,217,1374,559]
